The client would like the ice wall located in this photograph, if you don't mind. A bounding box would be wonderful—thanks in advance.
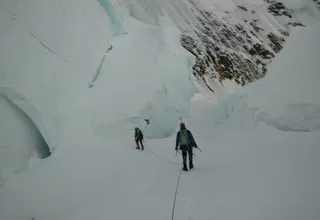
[97,0,126,36]
[0,94,50,185]
[85,17,195,140]
[0,0,112,135]
[0,0,112,184]
[140,18,195,138]
[0,0,196,184]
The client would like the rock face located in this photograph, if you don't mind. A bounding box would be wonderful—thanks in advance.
[180,0,306,92]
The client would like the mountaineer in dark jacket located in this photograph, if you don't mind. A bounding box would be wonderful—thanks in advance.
[134,127,144,150]
[175,122,197,171]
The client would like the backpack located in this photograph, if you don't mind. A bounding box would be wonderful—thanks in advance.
[135,129,143,140]
[179,129,189,146]
[139,130,143,139]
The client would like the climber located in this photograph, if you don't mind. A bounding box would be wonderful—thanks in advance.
[175,122,198,171]
[134,127,144,150]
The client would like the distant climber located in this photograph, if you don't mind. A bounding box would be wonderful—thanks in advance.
[175,122,197,171]
[134,127,144,150]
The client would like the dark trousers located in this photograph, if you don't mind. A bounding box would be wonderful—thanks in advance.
[181,148,193,168]
[135,139,144,149]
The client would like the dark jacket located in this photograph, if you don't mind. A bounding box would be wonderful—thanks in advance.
[135,129,143,140]
[175,128,196,149]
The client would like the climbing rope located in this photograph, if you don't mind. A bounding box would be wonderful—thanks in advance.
[171,159,184,220]
[143,140,185,220]
[142,140,203,220]
[143,141,181,165]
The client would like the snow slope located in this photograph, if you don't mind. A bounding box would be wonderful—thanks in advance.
[0,18,319,220]
[242,25,320,132]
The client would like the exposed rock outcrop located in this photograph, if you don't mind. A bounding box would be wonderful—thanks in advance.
[180,0,306,92]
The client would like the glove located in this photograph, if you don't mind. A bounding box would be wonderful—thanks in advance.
[194,144,198,148]
[175,147,178,151]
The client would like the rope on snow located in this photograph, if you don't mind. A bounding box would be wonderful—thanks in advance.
[143,140,184,220]
[143,141,181,165]
[171,159,184,220]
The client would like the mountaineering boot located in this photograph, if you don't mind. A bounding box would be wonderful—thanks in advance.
[183,163,188,171]
[136,147,140,150]
[189,162,194,169]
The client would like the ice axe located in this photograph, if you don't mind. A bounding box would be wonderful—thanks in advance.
[193,146,202,158]
[194,145,202,152]
[175,150,182,156]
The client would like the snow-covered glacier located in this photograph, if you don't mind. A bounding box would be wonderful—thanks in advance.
[0,0,195,184]
[0,23,319,220]
[0,0,320,220]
